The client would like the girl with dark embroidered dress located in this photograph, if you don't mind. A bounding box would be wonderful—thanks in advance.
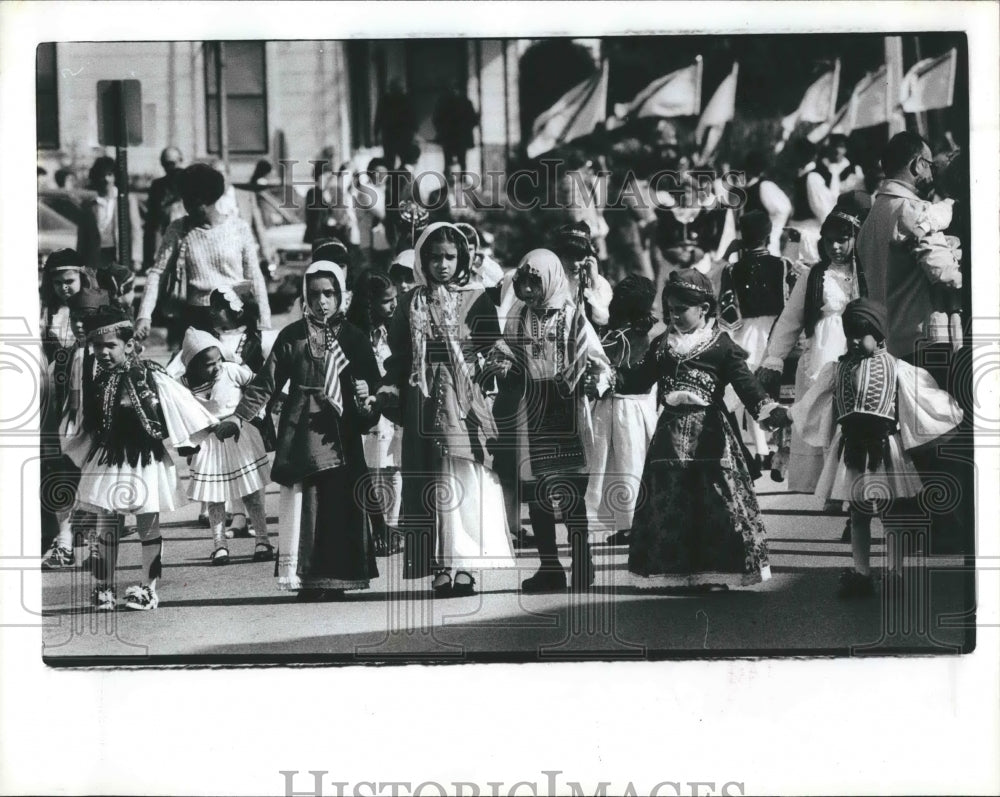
[377,222,514,597]
[62,306,217,611]
[215,261,381,601]
[623,270,789,590]
[791,299,963,598]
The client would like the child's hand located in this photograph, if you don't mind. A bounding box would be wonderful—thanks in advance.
[215,418,242,441]
[760,406,792,430]
[375,385,400,408]
[354,379,370,402]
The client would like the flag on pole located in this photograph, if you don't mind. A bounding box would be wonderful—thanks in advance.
[696,63,738,161]
[807,100,852,143]
[780,61,840,141]
[526,60,609,159]
[900,48,957,112]
[620,58,703,119]
[847,65,889,129]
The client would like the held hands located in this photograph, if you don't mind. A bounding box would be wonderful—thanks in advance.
[759,406,792,431]
[214,417,242,442]
[134,318,152,341]
[754,366,784,400]
[375,385,400,409]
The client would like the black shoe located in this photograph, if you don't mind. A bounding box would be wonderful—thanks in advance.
[604,530,631,546]
[295,588,325,602]
[841,519,852,543]
[512,528,535,550]
[431,572,453,598]
[452,571,476,597]
[521,569,567,593]
[770,468,784,483]
[837,569,875,599]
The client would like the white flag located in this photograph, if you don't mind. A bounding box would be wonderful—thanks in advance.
[696,63,738,161]
[807,100,852,143]
[780,62,840,140]
[621,58,702,119]
[526,61,609,159]
[900,48,957,112]
[847,65,889,130]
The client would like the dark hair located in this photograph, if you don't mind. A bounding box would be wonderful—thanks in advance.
[402,141,421,166]
[181,163,226,207]
[209,286,260,329]
[662,277,717,316]
[83,305,135,342]
[418,225,471,286]
[366,157,388,178]
[881,131,928,176]
[346,270,395,332]
[87,156,116,190]
[54,167,75,188]
[388,263,414,285]
[41,249,90,309]
[841,314,884,343]
[608,275,656,334]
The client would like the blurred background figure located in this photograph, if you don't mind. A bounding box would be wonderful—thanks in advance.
[143,146,186,272]
[433,81,479,180]
[374,79,417,170]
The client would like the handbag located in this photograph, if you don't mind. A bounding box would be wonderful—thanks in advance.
[157,219,193,319]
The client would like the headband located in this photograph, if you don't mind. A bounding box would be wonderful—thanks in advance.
[829,210,862,229]
[86,320,133,340]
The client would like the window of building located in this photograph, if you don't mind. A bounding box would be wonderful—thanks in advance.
[36,43,59,150]
[205,41,268,154]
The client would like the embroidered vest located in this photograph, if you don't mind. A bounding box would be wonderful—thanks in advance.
[835,350,897,423]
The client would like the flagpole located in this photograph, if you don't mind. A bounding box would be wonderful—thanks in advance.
[694,55,704,116]
[885,36,906,137]
[912,36,929,139]
[830,58,841,121]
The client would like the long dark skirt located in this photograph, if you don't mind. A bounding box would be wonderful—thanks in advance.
[628,404,771,580]
[276,466,378,591]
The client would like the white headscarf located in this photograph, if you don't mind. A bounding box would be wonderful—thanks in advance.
[302,260,351,415]
[180,327,227,369]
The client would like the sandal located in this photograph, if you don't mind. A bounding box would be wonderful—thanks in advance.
[253,542,275,562]
[210,546,230,566]
[452,571,476,597]
[431,571,452,598]
[225,515,254,539]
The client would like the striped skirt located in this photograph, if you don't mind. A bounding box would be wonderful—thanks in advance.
[187,424,271,503]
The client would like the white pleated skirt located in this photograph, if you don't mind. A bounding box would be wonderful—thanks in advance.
[76,449,187,516]
[187,424,271,503]
[814,429,924,506]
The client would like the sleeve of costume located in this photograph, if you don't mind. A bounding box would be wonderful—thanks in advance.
[790,360,837,448]
[805,172,835,222]
[722,333,776,420]
[228,362,256,388]
[342,326,382,434]
[583,275,612,327]
[895,359,963,450]
[616,333,660,395]
[235,330,291,422]
[382,296,413,391]
[164,350,186,380]
[138,220,183,321]
[760,181,792,229]
[151,371,218,449]
[467,291,502,354]
[762,272,808,370]
[580,316,614,397]
[241,221,272,329]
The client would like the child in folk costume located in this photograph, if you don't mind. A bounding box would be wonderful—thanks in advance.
[487,249,613,593]
[791,299,963,598]
[41,288,110,569]
[62,306,217,611]
[215,261,381,600]
[40,249,89,364]
[623,270,789,590]
[177,328,273,565]
[584,275,659,547]
[378,222,514,597]
[719,210,791,469]
[346,269,404,556]
[95,263,137,315]
[757,197,870,495]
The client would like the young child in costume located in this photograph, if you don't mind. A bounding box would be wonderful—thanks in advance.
[347,269,404,556]
[177,327,274,565]
[487,248,613,593]
[41,287,109,569]
[791,298,963,598]
[584,275,659,547]
[622,270,789,591]
[40,248,89,363]
[378,223,514,597]
[719,210,791,470]
[216,261,381,601]
[95,263,137,314]
[63,306,217,611]
[912,198,964,352]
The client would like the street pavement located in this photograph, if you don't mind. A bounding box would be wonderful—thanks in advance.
[38,320,974,663]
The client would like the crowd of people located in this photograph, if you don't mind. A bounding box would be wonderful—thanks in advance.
[38,119,971,612]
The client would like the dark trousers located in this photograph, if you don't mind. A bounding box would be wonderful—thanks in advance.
[525,473,593,583]
[901,344,974,554]
[442,144,468,175]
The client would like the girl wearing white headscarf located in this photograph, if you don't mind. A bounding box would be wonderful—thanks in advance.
[379,222,514,597]
[216,261,382,599]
